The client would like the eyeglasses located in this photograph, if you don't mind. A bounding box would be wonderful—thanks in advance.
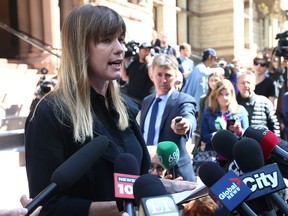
[254,61,266,67]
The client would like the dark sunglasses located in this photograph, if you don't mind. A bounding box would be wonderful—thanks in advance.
[254,61,266,67]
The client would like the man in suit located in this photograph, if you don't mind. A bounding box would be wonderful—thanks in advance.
[140,54,197,181]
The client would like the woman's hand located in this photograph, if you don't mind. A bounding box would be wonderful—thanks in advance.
[228,122,243,136]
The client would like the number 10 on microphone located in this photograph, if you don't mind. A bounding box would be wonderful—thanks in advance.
[114,173,139,199]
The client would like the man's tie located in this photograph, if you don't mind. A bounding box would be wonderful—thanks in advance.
[147,97,161,145]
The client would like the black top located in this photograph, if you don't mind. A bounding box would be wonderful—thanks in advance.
[255,77,276,98]
[25,89,150,215]
[127,57,154,102]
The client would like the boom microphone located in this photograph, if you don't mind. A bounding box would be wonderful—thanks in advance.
[233,138,288,215]
[156,141,179,178]
[243,126,288,164]
[198,161,257,216]
[114,153,140,216]
[133,174,180,216]
[25,135,109,215]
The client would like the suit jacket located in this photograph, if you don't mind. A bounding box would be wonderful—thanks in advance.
[140,90,197,180]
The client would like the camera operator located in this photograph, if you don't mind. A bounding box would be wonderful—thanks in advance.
[123,42,155,108]
[29,70,57,112]
[272,31,288,139]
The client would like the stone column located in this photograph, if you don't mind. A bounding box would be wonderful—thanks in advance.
[29,0,44,55]
[17,0,30,58]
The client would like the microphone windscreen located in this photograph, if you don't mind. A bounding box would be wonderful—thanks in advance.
[114,153,140,175]
[198,161,225,187]
[133,174,167,205]
[211,130,239,160]
[243,127,279,160]
[156,141,179,170]
[232,138,264,172]
[51,135,109,190]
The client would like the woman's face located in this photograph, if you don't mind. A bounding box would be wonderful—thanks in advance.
[216,88,231,109]
[208,74,222,90]
[88,32,125,84]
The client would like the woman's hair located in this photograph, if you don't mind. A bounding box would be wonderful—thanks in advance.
[53,4,128,143]
[207,79,239,114]
[206,68,224,98]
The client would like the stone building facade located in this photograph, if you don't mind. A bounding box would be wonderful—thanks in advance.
[0,0,287,72]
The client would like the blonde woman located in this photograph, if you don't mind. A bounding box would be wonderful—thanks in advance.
[25,4,195,216]
[200,79,249,162]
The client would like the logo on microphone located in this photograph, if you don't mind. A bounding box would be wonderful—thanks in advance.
[114,173,139,199]
[239,163,286,201]
[210,171,252,212]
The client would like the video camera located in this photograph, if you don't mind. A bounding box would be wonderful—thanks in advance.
[124,40,139,58]
[274,31,288,58]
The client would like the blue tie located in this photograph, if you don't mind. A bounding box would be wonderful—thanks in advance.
[147,97,161,145]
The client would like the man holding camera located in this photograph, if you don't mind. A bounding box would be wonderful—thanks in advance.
[125,42,155,107]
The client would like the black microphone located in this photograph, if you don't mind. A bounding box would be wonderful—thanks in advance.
[198,161,257,216]
[133,174,180,216]
[25,135,109,215]
[243,126,288,164]
[114,153,140,216]
[211,130,243,175]
[233,138,288,215]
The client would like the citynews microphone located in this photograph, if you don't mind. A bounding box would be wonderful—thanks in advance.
[233,138,288,215]
[25,135,109,215]
[114,153,140,216]
[211,130,243,175]
[133,174,180,216]
[243,126,288,164]
[156,141,179,179]
[198,161,257,216]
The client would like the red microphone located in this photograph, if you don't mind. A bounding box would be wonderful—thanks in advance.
[243,127,288,163]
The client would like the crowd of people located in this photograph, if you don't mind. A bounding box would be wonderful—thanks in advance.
[2,3,288,216]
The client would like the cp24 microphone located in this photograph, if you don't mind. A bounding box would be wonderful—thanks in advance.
[156,141,179,178]
[198,161,257,216]
[114,153,140,216]
[233,138,288,215]
[133,174,180,216]
[211,130,243,175]
[243,126,288,164]
[25,135,109,215]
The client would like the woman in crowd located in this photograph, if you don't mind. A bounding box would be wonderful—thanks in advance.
[24,4,195,216]
[200,79,249,165]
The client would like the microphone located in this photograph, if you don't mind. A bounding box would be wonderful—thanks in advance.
[211,130,238,160]
[243,126,288,164]
[198,161,257,216]
[114,153,140,216]
[211,130,243,175]
[156,141,180,178]
[233,138,288,215]
[25,135,109,215]
[133,174,180,216]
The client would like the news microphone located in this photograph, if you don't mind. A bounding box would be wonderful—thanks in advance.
[25,135,109,215]
[233,138,288,215]
[198,161,257,216]
[114,153,140,216]
[156,141,179,178]
[243,126,288,164]
[211,130,242,175]
[133,174,180,216]
[211,130,238,160]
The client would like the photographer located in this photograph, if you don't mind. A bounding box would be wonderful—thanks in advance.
[29,73,57,112]
[124,42,155,107]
